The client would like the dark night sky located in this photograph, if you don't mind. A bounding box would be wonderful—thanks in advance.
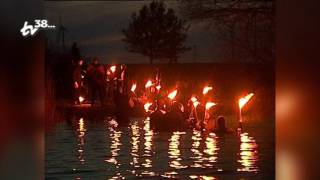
[45,1,224,64]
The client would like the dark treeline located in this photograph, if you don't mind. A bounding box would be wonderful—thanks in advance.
[179,0,275,63]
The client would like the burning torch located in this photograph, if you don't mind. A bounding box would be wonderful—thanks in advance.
[238,93,254,130]
[203,86,213,95]
[78,96,85,104]
[189,96,200,123]
[145,80,153,89]
[109,65,116,74]
[167,89,178,110]
[144,102,153,113]
[168,89,178,101]
[131,83,137,94]
[204,102,217,127]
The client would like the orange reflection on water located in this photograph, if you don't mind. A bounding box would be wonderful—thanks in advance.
[126,117,156,178]
[109,172,125,180]
[130,120,140,168]
[129,118,156,177]
[168,131,187,170]
[105,120,122,168]
[237,132,259,172]
[142,117,154,169]
[77,118,86,164]
[161,171,179,178]
[191,130,203,168]
[204,133,219,166]
[191,130,219,169]
[189,175,217,180]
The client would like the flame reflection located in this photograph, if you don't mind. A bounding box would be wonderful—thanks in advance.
[191,130,219,169]
[142,117,154,168]
[204,133,219,165]
[77,118,86,164]
[105,120,122,169]
[168,131,187,170]
[191,130,203,168]
[237,132,259,172]
[69,118,263,179]
[161,171,178,178]
[190,175,217,180]
[130,117,155,177]
[130,120,140,168]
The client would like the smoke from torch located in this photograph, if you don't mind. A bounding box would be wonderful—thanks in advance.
[203,86,213,95]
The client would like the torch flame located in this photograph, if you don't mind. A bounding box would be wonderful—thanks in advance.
[203,86,213,95]
[160,110,167,114]
[79,96,84,103]
[193,101,200,108]
[239,93,254,110]
[144,102,153,112]
[131,83,137,93]
[205,102,217,110]
[190,96,198,103]
[110,65,116,73]
[168,89,178,100]
[156,84,161,91]
[145,80,153,88]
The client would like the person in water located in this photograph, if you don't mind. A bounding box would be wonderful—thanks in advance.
[214,116,233,133]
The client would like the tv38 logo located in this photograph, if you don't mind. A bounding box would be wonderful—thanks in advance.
[20,19,56,37]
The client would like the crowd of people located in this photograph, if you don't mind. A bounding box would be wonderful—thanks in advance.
[72,57,127,106]
[73,60,234,133]
[127,79,233,133]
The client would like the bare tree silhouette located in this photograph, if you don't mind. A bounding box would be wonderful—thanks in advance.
[123,1,190,64]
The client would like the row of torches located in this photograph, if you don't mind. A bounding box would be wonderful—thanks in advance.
[131,79,255,130]
[77,64,255,130]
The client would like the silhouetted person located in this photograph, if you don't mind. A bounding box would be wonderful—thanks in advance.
[73,59,84,104]
[214,116,232,133]
[95,64,106,106]
[86,57,100,106]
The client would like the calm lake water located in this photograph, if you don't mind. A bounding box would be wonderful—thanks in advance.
[45,115,274,179]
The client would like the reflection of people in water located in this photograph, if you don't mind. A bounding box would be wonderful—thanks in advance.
[214,116,233,133]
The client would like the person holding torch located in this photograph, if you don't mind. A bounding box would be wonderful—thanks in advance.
[73,59,84,104]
